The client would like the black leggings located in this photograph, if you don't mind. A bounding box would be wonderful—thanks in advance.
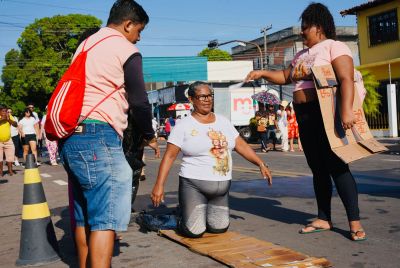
[294,101,360,222]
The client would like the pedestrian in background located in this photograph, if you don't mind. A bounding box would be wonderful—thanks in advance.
[27,103,39,121]
[256,111,268,152]
[277,101,289,152]
[246,2,366,241]
[57,1,159,267]
[18,108,40,165]
[286,105,302,152]
[265,105,278,151]
[164,117,171,139]
[40,107,58,165]
[8,108,22,166]
[0,105,17,177]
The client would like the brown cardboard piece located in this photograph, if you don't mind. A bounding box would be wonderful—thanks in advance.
[311,64,387,163]
[159,230,331,267]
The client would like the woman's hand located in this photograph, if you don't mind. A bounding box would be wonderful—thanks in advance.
[341,107,356,130]
[245,70,265,82]
[151,183,165,207]
[260,163,272,186]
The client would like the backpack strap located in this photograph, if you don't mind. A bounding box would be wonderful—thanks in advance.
[78,84,123,124]
[82,34,122,52]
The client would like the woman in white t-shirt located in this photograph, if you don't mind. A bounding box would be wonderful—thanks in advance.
[18,108,40,164]
[151,81,272,238]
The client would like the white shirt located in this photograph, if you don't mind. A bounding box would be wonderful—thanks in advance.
[168,114,239,181]
[277,110,287,128]
[32,111,39,123]
[11,117,19,137]
[152,118,158,132]
[19,117,37,135]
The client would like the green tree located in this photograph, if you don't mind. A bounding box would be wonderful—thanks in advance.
[1,14,102,115]
[358,69,381,116]
[198,48,232,61]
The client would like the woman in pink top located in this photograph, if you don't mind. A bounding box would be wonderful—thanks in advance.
[246,3,365,241]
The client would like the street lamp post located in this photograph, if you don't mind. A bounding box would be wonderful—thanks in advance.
[208,39,264,71]
[208,39,263,111]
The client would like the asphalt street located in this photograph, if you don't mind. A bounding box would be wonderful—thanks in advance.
[0,139,399,268]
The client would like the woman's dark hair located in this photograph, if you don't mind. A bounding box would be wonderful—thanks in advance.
[107,0,149,26]
[300,2,336,40]
[187,81,212,97]
[22,108,31,118]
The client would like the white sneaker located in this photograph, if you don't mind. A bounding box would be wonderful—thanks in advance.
[36,162,41,166]
[14,161,20,166]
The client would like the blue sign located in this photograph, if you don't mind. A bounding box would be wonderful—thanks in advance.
[143,56,208,82]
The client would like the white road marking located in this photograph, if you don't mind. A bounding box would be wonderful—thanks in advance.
[382,159,400,162]
[53,180,68,186]
[41,173,52,178]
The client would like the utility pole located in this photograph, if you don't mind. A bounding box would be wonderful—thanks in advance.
[260,25,272,70]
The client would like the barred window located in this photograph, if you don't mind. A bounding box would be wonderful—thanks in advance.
[368,9,399,46]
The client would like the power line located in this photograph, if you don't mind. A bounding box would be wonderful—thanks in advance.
[3,0,259,29]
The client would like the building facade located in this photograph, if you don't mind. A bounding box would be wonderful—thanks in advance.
[342,0,400,135]
[231,26,359,70]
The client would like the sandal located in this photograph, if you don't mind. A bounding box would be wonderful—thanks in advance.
[299,223,332,234]
[350,229,367,241]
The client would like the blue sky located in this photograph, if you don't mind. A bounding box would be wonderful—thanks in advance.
[0,0,366,76]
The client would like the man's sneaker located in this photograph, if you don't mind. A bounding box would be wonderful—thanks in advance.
[14,161,20,167]
[36,162,41,166]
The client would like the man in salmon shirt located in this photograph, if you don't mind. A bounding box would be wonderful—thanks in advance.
[58,1,159,267]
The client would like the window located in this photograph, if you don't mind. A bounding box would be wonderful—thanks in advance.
[368,9,399,46]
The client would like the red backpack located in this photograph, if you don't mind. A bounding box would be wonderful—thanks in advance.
[45,35,121,141]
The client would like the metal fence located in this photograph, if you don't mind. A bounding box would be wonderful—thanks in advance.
[365,113,389,129]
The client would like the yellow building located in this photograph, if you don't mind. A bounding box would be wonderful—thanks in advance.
[342,0,399,134]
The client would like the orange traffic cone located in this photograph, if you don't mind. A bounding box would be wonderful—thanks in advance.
[16,154,60,266]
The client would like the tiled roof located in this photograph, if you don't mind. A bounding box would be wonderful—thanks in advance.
[340,0,394,16]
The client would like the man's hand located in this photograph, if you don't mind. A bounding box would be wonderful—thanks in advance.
[148,140,160,158]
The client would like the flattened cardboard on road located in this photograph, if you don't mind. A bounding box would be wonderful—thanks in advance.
[159,230,331,267]
[311,65,387,163]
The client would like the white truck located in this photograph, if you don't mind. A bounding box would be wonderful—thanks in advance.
[213,85,263,141]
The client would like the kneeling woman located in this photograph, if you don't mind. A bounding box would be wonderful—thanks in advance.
[151,81,272,237]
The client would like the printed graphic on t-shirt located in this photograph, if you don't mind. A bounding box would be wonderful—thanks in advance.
[291,53,316,81]
[207,128,230,176]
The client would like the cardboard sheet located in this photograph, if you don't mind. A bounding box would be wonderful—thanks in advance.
[311,65,387,163]
[159,230,331,268]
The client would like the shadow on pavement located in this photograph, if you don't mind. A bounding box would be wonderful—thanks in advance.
[229,195,315,225]
[355,174,400,199]
[0,179,9,184]
[51,206,77,268]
